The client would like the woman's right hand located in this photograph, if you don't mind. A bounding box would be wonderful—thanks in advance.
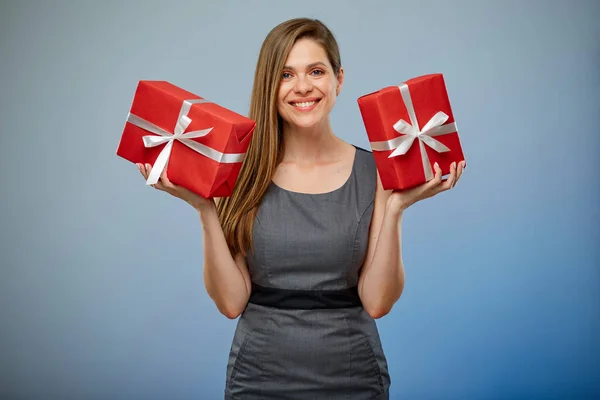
[137,163,215,212]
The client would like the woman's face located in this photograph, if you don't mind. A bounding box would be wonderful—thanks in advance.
[277,38,343,132]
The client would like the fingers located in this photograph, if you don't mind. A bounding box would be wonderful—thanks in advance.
[432,162,443,184]
[448,160,465,189]
[402,160,465,208]
[136,163,160,190]
[424,160,461,197]
[410,162,442,201]
[435,160,466,190]
[426,162,443,190]
[159,167,172,188]
[455,160,465,184]
[444,162,457,190]
[137,163,146,179]
[146,164,165,190]
[136,162,177,194]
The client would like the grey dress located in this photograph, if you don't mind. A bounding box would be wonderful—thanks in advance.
[224,146,391,399]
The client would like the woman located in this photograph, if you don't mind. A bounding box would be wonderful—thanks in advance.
[137,17,464,400]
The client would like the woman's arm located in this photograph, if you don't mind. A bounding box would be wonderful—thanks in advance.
[357,173,404,319]
[358,161,464,318]
[199,201,251,319]
[139,163,250,319]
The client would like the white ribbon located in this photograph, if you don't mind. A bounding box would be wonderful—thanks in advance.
[369,83,458,181]
[126,99,245,185]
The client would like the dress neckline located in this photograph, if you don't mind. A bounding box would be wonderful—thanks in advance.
[270,145,358,196]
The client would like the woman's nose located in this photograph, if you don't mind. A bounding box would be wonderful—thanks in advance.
[293,75,312,94]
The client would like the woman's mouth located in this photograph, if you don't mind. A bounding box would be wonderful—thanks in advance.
[290,99,320,110]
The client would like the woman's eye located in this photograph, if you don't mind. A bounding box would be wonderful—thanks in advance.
[282,72,292,79]
[311,69,324,76]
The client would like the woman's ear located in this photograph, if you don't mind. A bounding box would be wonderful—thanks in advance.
[336,67,345,96]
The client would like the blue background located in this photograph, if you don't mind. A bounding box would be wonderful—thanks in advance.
[1,1,598,399]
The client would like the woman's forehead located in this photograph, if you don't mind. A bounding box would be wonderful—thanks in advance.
[284,39,330,69]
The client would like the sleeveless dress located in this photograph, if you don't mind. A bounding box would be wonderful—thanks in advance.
[224,146,391,399]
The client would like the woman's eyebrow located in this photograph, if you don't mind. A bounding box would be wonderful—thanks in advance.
[283,61,327,70]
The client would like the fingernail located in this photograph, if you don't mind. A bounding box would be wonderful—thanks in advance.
[434,162,439,169]
[452,161,456,168]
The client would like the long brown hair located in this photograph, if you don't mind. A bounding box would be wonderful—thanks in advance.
[216,18,342,256]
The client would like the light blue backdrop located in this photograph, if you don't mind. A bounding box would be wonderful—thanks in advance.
[1,1,598,399]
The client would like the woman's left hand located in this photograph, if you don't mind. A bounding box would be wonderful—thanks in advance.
[387,160,466,214]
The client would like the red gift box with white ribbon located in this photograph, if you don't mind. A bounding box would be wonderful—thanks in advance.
[116,81,255,198]
[358,74,465,190]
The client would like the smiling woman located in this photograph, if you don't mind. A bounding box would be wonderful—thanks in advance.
[137,16,463,400]
[277,44,342,132]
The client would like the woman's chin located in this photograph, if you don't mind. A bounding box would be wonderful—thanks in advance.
[285,115,329,131]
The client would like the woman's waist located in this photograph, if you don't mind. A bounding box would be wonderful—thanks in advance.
[238,301,375,336]
[247,281,362,310]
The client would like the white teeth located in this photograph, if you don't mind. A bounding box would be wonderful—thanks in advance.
[292,101,316,108]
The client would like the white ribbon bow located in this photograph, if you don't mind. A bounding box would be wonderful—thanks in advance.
[126,98,245,185]
[370,83,458,181]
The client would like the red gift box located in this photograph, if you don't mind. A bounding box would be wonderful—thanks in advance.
[116,81,256,198]
[357,73,465,191]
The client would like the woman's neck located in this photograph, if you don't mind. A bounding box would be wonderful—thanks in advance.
[280,120,343,164]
